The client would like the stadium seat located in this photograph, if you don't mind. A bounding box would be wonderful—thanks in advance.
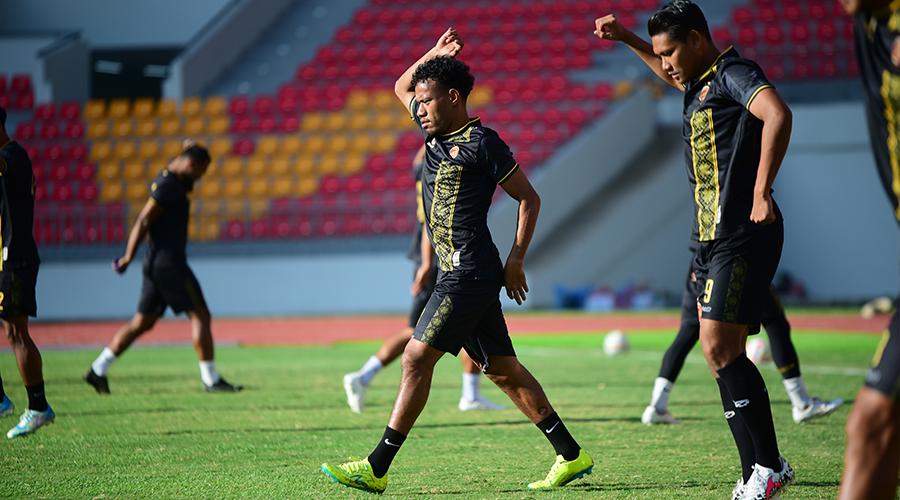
[229,96,249,116]
[67,144,87,162]
[205,96,226,116]
[254,95,274,115]
[156,99,177,118]
[208,116,230,135]
[50,163,69,182]
[74,163,95,180]
[99,182,123,202]
[159,118,181,136]
[162,139,184,159]
[132,97,155,118]
[77,183,98,201]
[83,99,106,120]
[123,162,145,180]
[111,119,133,138]
[33,103,55,121]
[59,101,80,121]
[43,145,63,162]
[246,157,267,176]
[63,121,84,139]
[138,140,160,159]
[184,117,205,136]
[182,97,202,117]
[86,120,109,139]
[108,98,130,119]
[10,74,31,93]
[115,141,137,161]
[14,122,35,141]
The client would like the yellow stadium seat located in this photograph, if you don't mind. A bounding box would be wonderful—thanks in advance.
[373,90,394,109]
[375,133,397,152]
[134,117,156,137]
[209,138,232,159]
[122,161,145,180]
[374,111,393,130]
[201,216,221,241]
[132,97,155,118]
[351,133,373,152]
[147,161,167,178]
[90,141,113,162]
[97,162,120,181]
[161,140,183,159]
[396,112,416,129]
[83,99,106,120]
[248,178,269,199]
[220,157,243,177]
[159,118,181,136]
[305,134,325,154]
[325,113,346,131]
[469,86,492,109]
[301,112,324,131]
[319,154,339,175]
[198,178,222,199]
[295,156,315,175]
[108,98,130,119]
[295,175,318,197]
[184,117,205,136]
[270,156,290,176]
[126,180,149,201]
[205,96,226,116]
[138,140,160,159]
[346,89,368,111]
[246,157,266,176]
[99,182,124,202]
[156,99,177,118]
[111,119,133,138]
[207,116,229,135]
[224,178,245,197]
[115,141,137,161]
[182,97,202,117]
[328,134,349,152]
[257,136,279,157]
[350,114,369,130]
[86,120,109,139]
[342,153,365,175]
[282,136,302,156]
[271,176,292,197]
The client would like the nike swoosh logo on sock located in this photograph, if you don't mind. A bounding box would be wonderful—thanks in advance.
[545,421,560,434]
[384,439,401,447]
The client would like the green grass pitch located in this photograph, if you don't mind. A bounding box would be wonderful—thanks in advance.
[0,327,883,499]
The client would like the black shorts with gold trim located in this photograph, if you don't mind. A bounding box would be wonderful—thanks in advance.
[412,285,515,371]
[865,311,900,400]
[138,254,206,315]
[0,264,38,319]
[693,219,783,335]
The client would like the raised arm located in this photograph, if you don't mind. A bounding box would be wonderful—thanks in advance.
[394,27,464,110]
[498,169,541,305]
[747,88,792,225]
[594,14,681,90]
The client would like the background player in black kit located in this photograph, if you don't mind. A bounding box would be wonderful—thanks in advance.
[642,248,843,426]
[342,144,504,414]
[322,28,592,494]
[0,106,54,438]
[83,139,241,394]
[596,2,794,498]
[838,1,900,498]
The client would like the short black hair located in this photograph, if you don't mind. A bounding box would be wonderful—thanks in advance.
[0,106,6,129]
[647,0,711,43]
[183,144,211,165]
[411,56,475,100]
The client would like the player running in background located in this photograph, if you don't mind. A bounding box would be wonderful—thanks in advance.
[838,1,900,498]
[342,144,504,414]
[642,249,843,426]
[596,2,795,498]
[0,106,54,438]
[83,139,242,395]
[322,28,592,493]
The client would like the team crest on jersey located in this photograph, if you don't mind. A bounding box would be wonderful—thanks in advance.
[699,84,710,102]
[449,146,460,159]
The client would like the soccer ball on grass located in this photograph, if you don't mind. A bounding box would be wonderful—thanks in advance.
[746,337,772,365]
[603,329,630,356]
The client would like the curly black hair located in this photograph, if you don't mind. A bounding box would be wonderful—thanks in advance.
[647,0,711,43]
[183,144,211,165]
[411,56,475,99]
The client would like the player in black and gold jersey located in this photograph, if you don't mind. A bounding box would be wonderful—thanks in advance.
[0,106,54,438]
[839,1,900,499]
[342,144,504,414]
[596,2,794,498]
[322,28,592,494]
[83,139,241,395]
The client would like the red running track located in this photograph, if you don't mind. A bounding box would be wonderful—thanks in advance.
[14,312,889,350]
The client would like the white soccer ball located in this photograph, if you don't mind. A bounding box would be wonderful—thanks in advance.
[603,329,630,356]
[746,337,772,365]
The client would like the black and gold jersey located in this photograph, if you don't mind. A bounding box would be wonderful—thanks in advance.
[682,46,781,242]
[854,3,900,223]
[147,168,193,260]
[0,140,39,270]
[410,99,519,289]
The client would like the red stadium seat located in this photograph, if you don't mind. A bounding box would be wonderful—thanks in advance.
[67,144,87,162]
[817,21,837,42]
[229,96,249,116]
[59,101,80,120]
[790,24,809,44]
[764,26,783,45]
[733,7,753,25]
[39,122,60,140]
[51,184,73,202]
[75,163,94,180]
[713,27,732,47]
[10,74,31,92]
[33,103,55,121]
[14,122,35,141]
[50,163,69,182]
[43,145,63,162]
[13,92,33,110]
[64,121,84,139]
[77,183,98,201]
[233,139,254,156]
[254,95,273,115]
[738,27,758,47]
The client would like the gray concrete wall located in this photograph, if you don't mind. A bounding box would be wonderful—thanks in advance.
[0,0,233,48]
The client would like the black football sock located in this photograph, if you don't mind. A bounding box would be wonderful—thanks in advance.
[536,412,580,461]
[717,355,781,470]
[367,426,406,478]
[717,378,756,482]
[0,373,5,400]
[25,382,48,412]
